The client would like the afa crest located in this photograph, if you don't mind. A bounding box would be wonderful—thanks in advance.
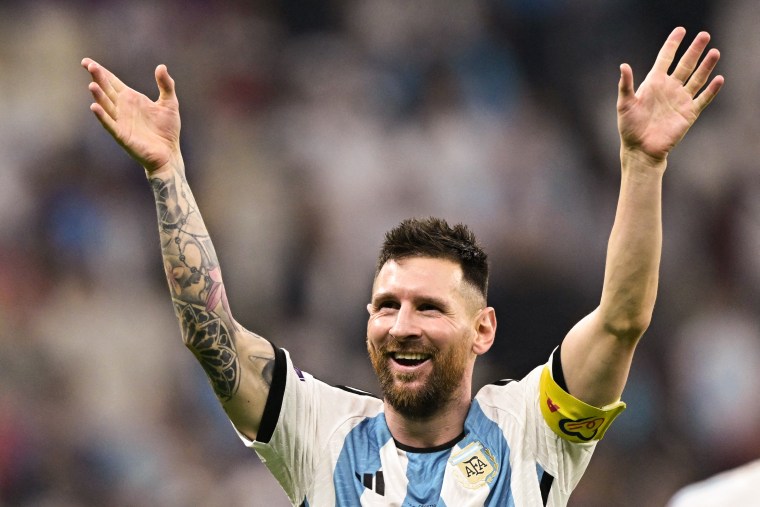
[449,441,499,489]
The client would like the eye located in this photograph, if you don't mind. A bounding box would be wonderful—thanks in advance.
[418,303,441,313]
[375,300,399,310]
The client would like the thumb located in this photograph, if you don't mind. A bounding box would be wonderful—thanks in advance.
[155,64,176,102]
[617,63,635,110]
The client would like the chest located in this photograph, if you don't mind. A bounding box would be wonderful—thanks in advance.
[323,425,516,506]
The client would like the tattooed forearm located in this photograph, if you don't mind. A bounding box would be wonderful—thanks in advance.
[175,300,240,402]
[149,171,234,320]
[149,167,242,403]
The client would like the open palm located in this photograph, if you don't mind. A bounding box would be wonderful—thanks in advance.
[82,58,181,173]
[617,28,724,162]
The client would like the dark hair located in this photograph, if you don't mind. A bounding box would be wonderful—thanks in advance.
[376,217,489,299]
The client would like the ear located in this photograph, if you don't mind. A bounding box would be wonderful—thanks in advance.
[472,307,496,356]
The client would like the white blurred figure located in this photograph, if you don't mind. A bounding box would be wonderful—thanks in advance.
[667,459,760,507]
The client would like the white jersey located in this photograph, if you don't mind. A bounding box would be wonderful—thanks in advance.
[667,459,760,507]
[235,346,623,506]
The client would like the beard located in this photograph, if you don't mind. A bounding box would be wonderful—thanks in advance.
[367,336,471,419]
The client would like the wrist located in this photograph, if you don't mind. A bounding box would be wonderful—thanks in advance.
[619,146,668,177]
[144,153,184,180]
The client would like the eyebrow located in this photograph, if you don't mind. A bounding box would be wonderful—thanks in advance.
[371,292,451,311]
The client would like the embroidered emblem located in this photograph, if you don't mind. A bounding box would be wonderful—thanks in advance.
[449,441,499,489]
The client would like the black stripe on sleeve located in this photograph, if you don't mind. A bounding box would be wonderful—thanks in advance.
[552,343,569,393]
[255,344,287,444]
[540,470,555,505]
[336,385,379,398]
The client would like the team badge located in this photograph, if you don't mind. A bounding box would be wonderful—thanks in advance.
[449,441,499,489]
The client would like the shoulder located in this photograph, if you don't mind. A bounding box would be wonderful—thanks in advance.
[280,349,384,415]
[470,366,544,435]
[475,364,543,406]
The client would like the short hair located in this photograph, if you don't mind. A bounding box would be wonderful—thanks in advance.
[375,217,489,299]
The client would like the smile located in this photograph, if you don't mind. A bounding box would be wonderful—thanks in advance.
[391,352,432,367]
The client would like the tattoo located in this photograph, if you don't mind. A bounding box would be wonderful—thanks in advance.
[175,300,240,402]
[249,355,275,388]
[150,173,233,318]
[150,169,242,402]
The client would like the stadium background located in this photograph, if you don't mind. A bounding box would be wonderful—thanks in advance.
[1,1,759,506]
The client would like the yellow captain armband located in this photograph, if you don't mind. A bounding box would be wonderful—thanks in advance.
[539,365,626,443]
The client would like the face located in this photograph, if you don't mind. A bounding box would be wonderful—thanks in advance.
[367,257,492,419]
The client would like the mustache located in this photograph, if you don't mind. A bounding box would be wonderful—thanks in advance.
[374,340,438,357]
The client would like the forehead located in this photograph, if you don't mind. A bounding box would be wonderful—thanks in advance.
[372,257,464,298]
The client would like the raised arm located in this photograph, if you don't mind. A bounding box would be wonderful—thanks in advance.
[560,28,724,407]
[82,59,273,439]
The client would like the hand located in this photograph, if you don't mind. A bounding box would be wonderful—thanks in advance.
[617,27,724,163]
[82,58,181,174]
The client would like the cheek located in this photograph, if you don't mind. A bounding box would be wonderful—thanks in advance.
[366,317,385,348]
[367,312,392,333]
[428,320,469,345]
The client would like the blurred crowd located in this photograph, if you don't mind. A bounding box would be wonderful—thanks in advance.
[1,1,759,506]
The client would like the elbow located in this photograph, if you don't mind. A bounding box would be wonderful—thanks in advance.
[602,310,653,342]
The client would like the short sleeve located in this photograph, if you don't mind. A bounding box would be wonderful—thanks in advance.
[539,363,626,443]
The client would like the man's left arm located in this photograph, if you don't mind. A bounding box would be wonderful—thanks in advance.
[560,27,724,408]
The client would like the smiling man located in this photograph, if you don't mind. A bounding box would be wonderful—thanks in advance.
[367,222,495,441]
[82,27,723,506]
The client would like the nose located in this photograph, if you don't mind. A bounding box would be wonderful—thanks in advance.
[388,304,422,340]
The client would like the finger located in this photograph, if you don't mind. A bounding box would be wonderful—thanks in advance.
[87,81,117,119]
[155,64,176,103]
[671,31,711,83]
[652,27,687,74]
[693,74,725,115]
[89,102,120,139]
[685,48,721,97]
[81,59,125,103]
[617,63,635,111]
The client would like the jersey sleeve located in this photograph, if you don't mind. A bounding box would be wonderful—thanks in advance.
[228,346,304,504]
[230,345,381,506]
[533,347,626,502]
[539,361,626,443]
[476,346,627,503]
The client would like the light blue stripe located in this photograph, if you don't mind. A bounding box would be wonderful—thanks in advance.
[331,399,519,505]
[402,447,450,504]
[464,400,515,507]
[333,413,391,504]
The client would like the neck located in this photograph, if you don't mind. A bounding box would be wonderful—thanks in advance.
[384,395,471,449]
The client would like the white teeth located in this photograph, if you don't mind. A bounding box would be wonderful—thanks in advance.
[393,352,430,361]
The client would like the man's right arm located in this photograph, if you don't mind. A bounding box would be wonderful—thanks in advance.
[149,157,275,440]
[82,58,273,440]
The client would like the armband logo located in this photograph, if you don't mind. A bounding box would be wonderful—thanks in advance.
[559,417,606,442]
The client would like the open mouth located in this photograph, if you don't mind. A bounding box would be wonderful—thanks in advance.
[391,352,432,367]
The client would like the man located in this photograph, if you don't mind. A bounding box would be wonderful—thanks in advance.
[82,27,723,506]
